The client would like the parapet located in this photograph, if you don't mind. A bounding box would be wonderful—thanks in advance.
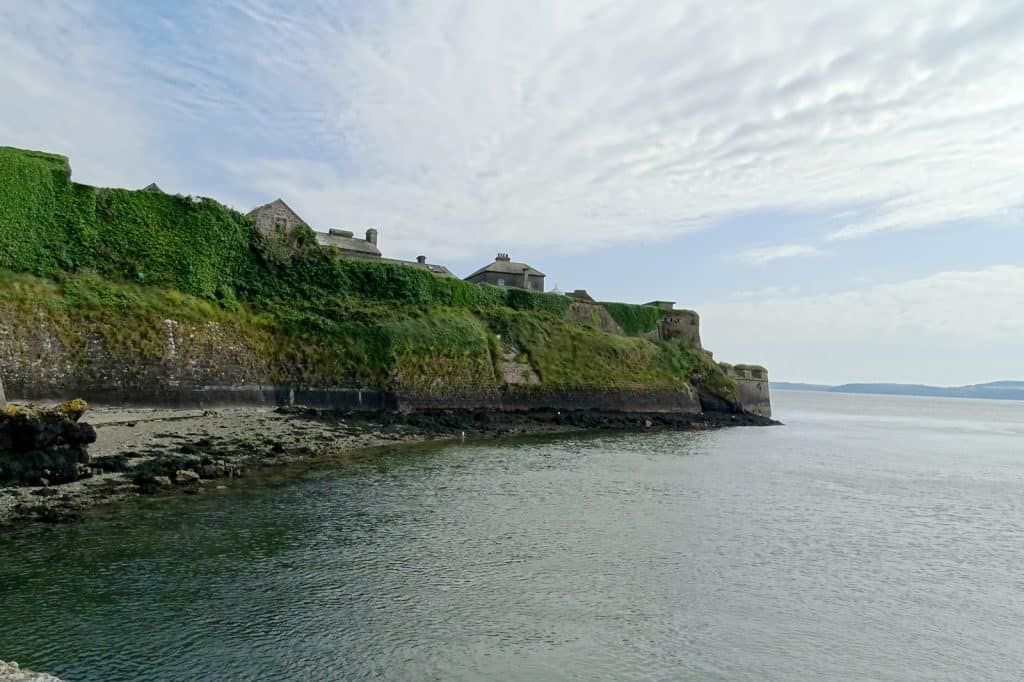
[719,363,771,417]
[655,309,702,348]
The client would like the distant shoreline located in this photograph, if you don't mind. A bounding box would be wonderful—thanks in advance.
[772,381,1024,402]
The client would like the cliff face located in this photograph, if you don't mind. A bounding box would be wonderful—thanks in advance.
[0,146,769,417]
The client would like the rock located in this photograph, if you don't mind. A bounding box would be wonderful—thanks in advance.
[0,659,64,681]
[174,469,200,484]
[0,402,96,486]
[152,475,172,487]
[54,398,88,422]
[199,460,230,479]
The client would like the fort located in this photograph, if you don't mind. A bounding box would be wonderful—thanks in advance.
[0,146,770,420]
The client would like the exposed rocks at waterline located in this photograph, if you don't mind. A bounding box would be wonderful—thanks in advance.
[1,403,777,526]
[0,400,96,487]
[0,660,62,681]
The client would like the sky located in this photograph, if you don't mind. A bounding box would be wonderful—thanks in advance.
[1,0,1022,385]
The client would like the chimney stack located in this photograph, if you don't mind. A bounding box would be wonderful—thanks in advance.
[416,255,426,264]
[365,228,378,246]
[496,252,510,261]
[522,266,530,289]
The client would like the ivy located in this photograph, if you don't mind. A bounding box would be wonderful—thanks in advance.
[599,301,667,336]
[0,145,738,396]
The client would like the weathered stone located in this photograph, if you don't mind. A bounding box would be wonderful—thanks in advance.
[0,659,63,681]
[0,373,6,407]
[174,469,200,484]
[720,364,772,418]
[0,402,96,486]
[151,475,172,487]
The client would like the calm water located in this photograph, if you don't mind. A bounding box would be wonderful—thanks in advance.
[3,391,1024,680]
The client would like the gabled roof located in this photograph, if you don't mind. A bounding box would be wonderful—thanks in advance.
[247,198,306,223]
[466,256,545,280]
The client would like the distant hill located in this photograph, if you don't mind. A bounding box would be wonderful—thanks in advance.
[772,381,1024,401]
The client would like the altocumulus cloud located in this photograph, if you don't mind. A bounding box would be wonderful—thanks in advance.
[2,0,1024,260]
[176,0,1024,258]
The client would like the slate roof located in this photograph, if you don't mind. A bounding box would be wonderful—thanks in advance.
[466,256,545,279]
[316,230,382,257]
[380,257,455,277]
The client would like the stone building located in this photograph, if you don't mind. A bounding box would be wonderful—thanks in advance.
[247,198,382,259]
[246,198,457,275]
[465,253,545,292]
[317,228,381,259]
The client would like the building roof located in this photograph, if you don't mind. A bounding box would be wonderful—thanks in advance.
[567,289,595,303]
[466,253,545,279]
[316,230,381,257]
[247,198,306,222]
[142,182,164,193]
[379,257,455,277]
[644,300,676,310]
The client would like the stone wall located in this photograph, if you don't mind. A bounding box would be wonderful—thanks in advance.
[720,363,772,418]
[0,311,760,415]
[0,314,707,415]
[566,302,624,335]
[650,309,702,348]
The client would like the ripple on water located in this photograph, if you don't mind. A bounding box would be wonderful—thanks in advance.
[3,393,1024,680]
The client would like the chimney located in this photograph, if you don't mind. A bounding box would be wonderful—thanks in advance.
[365,228,378,246]
[522,266,530,289]
[416,255,426,264]
[496,252,510,261]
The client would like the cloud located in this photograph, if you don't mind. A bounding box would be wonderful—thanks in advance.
[733,244,822,266]
[3,1,1024,259]
[697,265,1024,384]
[187,0,1024,259]
[0,1,158,187]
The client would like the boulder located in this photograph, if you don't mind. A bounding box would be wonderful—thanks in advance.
[0,401,96,486]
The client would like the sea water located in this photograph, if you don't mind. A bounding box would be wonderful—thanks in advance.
[2,390,1024,680]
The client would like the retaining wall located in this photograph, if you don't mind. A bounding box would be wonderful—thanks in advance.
[0,316,708,415]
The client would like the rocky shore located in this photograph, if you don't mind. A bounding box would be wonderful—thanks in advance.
[1,402,776,527]
[0,661,61,682]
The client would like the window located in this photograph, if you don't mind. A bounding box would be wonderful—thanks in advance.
[527,282,534,290]
[497,278,505,286]
[274,216,287,233]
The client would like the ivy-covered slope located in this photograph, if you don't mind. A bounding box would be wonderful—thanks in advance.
[0,146,736,401]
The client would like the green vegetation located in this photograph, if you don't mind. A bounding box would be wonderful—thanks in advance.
[599,301,667,336]
[0,146,736,400]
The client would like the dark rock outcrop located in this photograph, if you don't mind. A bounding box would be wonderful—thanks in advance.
[0,400,96,486]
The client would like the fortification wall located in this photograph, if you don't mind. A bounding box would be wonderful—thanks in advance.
[0,315,704,415]
[646,309,702,348]
[720,363,772,418]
